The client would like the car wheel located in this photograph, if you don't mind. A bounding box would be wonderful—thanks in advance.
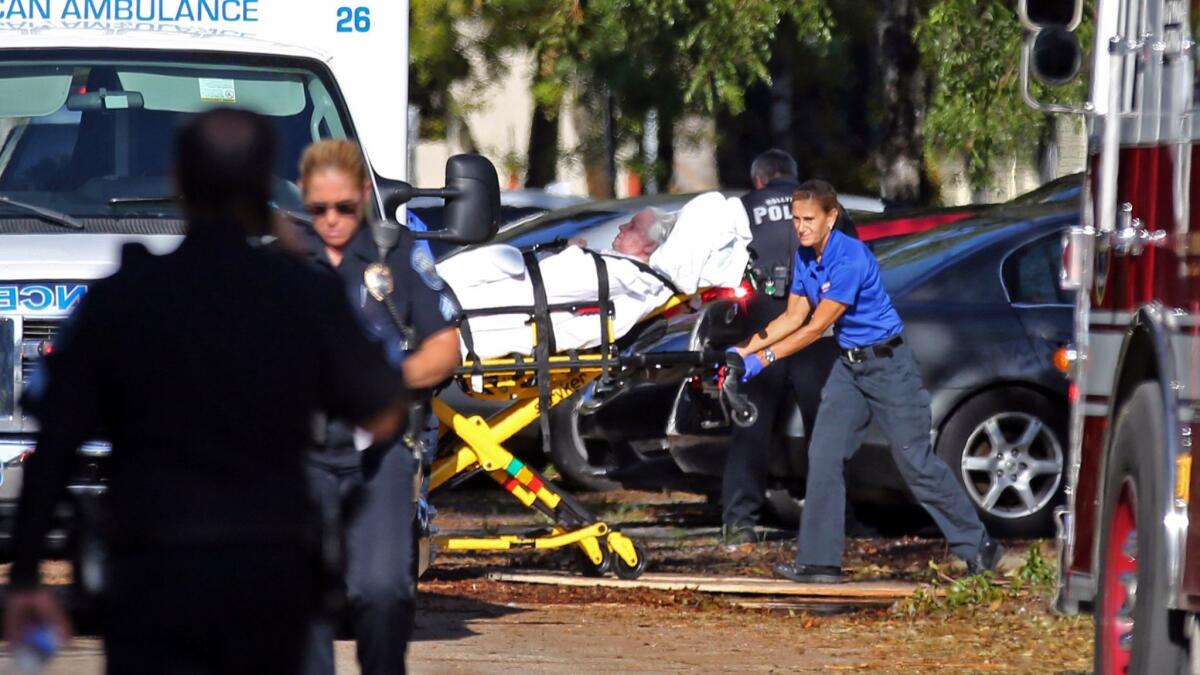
[1094,382,1188,674]
[548,393,620,492]
[936,388,1066,537]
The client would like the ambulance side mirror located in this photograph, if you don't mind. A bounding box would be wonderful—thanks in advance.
[382,154,500,245]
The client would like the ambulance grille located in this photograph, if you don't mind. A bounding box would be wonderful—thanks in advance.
[20,319,60,385]
[0,218,187,234]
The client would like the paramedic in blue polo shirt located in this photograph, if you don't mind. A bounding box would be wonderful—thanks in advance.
[731,179,1001,584]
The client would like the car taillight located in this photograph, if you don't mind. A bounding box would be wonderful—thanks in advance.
[4,452,29,467]
[662,281,755,319]
[698,280,755,304]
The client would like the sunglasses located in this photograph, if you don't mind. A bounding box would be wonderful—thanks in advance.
[303,200,359,216]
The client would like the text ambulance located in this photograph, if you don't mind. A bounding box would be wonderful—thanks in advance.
[0,2,479,554]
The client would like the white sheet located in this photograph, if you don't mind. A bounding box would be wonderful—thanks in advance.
[438,191,751,359]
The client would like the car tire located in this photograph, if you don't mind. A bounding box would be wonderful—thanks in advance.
[936,388,1066,537]
[548,393,620,492]
[1093,382,1188,674]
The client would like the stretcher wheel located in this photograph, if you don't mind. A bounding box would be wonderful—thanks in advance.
[612,540,648,580]
[575,543,613,577]
[731,405,757,427]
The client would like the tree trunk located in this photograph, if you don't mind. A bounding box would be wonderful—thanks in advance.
[573,89,616,198]
[768,16,797,160]
[653,111,675,193]
[525,101,559,189]
[874,0,931,206]
[525,50,560,189]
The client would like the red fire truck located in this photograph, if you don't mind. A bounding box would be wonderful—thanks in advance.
[1022,0,1200,671]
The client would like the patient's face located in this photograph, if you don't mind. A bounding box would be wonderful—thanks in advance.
[612,209,658,261]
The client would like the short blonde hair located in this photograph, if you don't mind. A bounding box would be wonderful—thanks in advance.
[298,139,368,189]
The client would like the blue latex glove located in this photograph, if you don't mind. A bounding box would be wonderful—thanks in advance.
[724,347,766,382]
[741,352,766,381]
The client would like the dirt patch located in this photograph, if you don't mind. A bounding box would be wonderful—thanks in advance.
[421,486,1094,673]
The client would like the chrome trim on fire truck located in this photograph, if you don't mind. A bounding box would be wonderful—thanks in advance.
[1089,309,1135,326]
[1081,331,1124,399]
[1054,507,1097,614]
[1062,173,1096,611]
[1092,305,1190,610]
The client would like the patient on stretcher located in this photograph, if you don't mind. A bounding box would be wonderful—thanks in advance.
[437,191,752,360]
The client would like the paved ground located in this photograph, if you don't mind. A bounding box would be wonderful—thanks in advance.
[0,488,1094,673]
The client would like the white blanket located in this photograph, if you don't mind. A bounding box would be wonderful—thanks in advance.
[438,191,751,359]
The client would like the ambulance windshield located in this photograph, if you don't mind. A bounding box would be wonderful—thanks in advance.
[0,53,354,229]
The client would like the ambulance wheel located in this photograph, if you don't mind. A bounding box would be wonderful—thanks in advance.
[549,393,620,492]
[612,540,648,580]
[1094,382,1188,674]
[574,543,612,577]
[937,388,1066,537]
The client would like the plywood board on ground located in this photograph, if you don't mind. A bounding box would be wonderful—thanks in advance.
[486,571,934,599]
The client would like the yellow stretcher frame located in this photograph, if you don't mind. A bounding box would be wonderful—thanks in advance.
[425,305,673,578]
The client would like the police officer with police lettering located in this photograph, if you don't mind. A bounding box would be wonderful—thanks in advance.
[296,139,461,675]
[720,150,855,545]
[731,180,1001,583]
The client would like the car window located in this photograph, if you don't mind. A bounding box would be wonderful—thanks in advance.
[1008,174,1083,205]
[877,217,1017,292]
[500,212,621,248]
[1002,233,1074,305]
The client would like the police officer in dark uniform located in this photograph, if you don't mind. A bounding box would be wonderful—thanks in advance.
[721,150,856,544]
[732,180,1001,583]
[4,109,409,674]
[296,139,461,675]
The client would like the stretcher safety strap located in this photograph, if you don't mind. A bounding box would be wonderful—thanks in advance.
[586,252,614,376]
[612,254,683,297]
[522,251,557,459]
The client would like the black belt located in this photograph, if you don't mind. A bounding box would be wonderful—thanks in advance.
[842,335,903,364]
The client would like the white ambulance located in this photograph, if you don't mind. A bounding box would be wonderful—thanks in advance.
[0,2,497,556]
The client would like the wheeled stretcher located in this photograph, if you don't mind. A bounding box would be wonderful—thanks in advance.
[427,247,757,579]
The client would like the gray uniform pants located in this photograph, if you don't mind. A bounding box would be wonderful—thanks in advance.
[795,340,987,567]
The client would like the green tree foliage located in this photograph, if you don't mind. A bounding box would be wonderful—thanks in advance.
[916,0,1041,188]
[409,0,474,140]
[468,0,833,115]
[916,0,1090,189]
[410,0,834,190]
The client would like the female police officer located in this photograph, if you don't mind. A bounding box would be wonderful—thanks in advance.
[297,139,461,673]
[732,179,1001,584]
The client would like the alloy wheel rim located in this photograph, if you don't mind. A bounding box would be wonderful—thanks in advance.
[959,411,1064,518]
[1101,480,1136,674]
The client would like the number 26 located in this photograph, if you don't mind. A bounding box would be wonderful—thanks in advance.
[336,6,371,32]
